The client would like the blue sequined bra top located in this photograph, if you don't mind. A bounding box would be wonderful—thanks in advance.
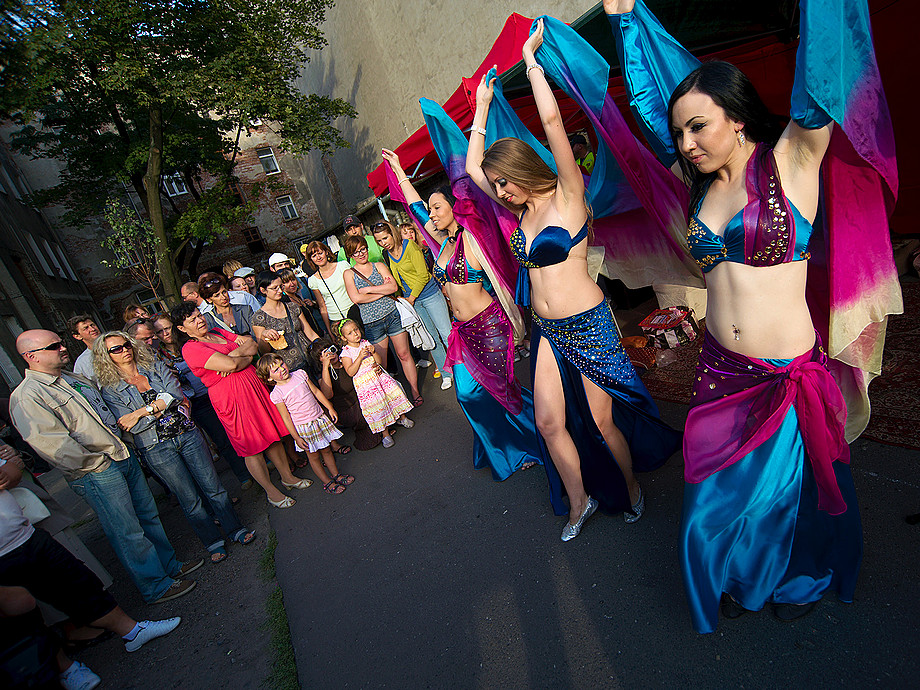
[431,230,493,293]
[688,183,813,273]
[509,209,590,269]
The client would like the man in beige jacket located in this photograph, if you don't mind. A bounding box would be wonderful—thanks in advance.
[9,330,200,604]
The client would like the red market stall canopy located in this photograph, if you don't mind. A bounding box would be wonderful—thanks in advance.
[367,1,913,234]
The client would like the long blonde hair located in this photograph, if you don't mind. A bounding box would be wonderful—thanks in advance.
[92,330,157,388]
[482,137,593,237]
[481,138,558,204]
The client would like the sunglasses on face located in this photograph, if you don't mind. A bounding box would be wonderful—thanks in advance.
[107,343,132,354]
[25,341,64,353]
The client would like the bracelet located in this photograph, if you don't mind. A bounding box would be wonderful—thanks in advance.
[526,63,545,78]
[471,126,487,136]
[396,177,408,184]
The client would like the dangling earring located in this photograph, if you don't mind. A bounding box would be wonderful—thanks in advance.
[737,130,746,147]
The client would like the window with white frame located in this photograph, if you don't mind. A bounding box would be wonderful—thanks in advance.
[52,243,79,281]
[163,173,188,197]
[25,234,54,276]
[257,147,280,175]
[41,238,65,278]
[276,195,298,220]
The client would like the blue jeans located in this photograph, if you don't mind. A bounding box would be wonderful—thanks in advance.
[68,454,179,602]
[139,429,245,553]
[414,287,452,374]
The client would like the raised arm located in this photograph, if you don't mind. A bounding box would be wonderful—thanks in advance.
[466,72,504,205]
[523,19,584,208]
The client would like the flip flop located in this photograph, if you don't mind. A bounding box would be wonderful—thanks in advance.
[210,549,228,564]
[412,395,424,406]
[232,529,256,545]
[333,445,352,455]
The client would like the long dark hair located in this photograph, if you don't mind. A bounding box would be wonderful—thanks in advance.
[667,61,785,215]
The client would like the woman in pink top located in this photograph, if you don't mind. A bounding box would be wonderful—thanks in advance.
[258,354,353,495]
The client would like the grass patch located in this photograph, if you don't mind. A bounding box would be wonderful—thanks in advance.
[259,529,278,581]
[259,530,297,688]
[262,587,298,689]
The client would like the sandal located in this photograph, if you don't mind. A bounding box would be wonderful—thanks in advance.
[268,496,295,509]
[281,478,313,490]
[323,480,346,494]
[412,395,424,406]
[333,444,352,455]
[232,529,256,545]
[210,549,228,564]
[333,473,355,486]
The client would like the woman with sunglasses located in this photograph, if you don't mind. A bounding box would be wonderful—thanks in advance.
[308,337,383,451]
[251,271,319,373]
[94,331,255,562]
[170,302,311,509]
[197,273,256,340]
[342,235,422,406]
[372,220,453,392]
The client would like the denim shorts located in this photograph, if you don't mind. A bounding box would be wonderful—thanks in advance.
[363,308,405,344]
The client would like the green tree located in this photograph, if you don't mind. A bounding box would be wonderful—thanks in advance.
[100,198,164,304]
[0,0,356,304]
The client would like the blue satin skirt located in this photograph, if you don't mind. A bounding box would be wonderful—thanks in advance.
[453,363,542,481]
[531,301,681,516]
[680,398,863,633]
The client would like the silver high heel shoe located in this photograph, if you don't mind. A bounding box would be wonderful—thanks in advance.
[624,487,645,524]
[561,497,598,541]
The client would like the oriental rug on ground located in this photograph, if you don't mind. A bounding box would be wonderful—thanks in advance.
[638,280,920,451]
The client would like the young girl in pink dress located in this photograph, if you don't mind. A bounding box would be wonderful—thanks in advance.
[338,320,414,448]
[257,354,354,495]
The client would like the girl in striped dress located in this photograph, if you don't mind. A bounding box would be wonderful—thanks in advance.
[258,353,353,495]
[338,320,414,448]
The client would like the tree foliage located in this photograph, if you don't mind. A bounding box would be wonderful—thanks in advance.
[100,198,163,302]
[0,0,356,303]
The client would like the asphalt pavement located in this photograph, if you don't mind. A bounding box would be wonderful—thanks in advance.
[270,361,920,689]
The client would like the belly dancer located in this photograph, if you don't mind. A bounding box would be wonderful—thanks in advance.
[466,19,680,540]
[382,149,541,480]
[607,0,899,630]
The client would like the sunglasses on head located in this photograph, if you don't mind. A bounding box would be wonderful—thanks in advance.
[371,222,388,231]
[107,343,132,354]
[203,278,222,289]
[25,340,64,353]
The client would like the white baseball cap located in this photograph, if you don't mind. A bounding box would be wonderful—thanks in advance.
[268,253,293,268]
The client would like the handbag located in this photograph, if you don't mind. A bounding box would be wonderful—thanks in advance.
[283,302,312,366]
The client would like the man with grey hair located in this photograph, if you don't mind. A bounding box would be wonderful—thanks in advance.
[8,329,201,604]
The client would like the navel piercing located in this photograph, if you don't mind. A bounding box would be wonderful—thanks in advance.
[732,324,741,340]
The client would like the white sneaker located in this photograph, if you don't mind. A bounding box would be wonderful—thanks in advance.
[440,376,453,391]
[397,416,415,428]
[60,661,101,690]
[124,617,182,652]
[416,359,431,368]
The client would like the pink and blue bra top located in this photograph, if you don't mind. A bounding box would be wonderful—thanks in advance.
[432,229,493,293]
[509,208,590,269]
[687,150,814,273]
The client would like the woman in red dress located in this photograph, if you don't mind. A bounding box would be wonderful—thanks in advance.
[170,302,311,508]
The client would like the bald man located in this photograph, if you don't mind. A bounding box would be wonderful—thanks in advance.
[8,330,200,604]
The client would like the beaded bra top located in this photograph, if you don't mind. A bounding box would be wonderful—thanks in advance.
[687,145,812,273]
[509,208,590,269]
[432,230,492,293]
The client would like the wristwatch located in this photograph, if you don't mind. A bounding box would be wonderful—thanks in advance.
[145,404,155,415]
